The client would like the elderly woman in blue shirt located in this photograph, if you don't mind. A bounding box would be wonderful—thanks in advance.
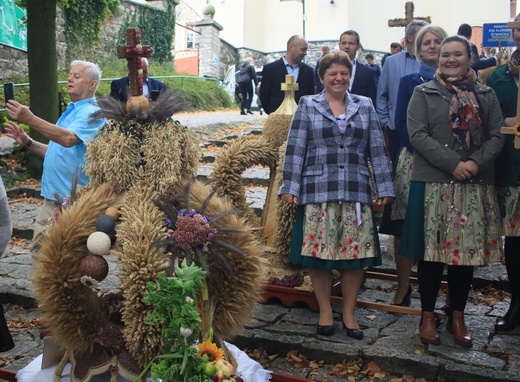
[279,50,394,340]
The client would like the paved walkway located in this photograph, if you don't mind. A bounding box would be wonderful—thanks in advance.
[0,110,519,381]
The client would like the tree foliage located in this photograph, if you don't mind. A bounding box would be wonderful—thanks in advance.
[117,2,176,63]
[63,0,120,61]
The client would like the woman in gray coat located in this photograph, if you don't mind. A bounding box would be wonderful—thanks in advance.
[279,51,394,340]
[400,36,504,348]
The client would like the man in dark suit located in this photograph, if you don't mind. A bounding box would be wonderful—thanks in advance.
[110,57,166,102]
[260,35,315,114]
[339,30,377,106]
[457,23,503,72]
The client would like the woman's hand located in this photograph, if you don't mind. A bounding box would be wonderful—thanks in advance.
[452,160,479,181]
[504,117,517,127]
[375,197,393,206]
[280,193,298,205]
[3,121,30,146]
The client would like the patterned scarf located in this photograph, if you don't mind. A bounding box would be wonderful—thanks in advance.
[435,68,483,151]
[508,49,520,77]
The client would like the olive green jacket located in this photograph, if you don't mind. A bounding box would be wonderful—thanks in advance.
[486,64,520,187]
[407,80,504,184]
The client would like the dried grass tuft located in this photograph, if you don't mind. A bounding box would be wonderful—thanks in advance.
[209,135,278,227]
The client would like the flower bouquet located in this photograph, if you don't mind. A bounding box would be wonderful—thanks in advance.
[135,184,257,382]
[136,260,245,382]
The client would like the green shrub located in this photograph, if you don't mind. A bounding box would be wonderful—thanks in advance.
[3,59,233,112]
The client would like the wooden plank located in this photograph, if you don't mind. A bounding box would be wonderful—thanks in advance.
[262,284,446,319]
[364,270,448,287]
[0,369,17,382]
[271,372,312,382]
[333,296,445,319]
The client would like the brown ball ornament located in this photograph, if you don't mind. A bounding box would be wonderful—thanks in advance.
[105,207,120,221]
[126,95,149,116]
[80,254,109,282]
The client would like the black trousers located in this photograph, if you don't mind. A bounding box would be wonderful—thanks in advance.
[504,236,520,297]
[239,81,254,112]
[418,261,473,312]
[384,126,401,165]
[0,304,14,352]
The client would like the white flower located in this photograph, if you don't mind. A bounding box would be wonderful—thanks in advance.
[185,296,194,304]
[180,327,193,343]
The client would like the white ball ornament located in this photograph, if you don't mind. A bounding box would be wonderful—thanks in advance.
[87,231,112,255]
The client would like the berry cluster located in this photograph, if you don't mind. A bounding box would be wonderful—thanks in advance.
[268,273,304,287]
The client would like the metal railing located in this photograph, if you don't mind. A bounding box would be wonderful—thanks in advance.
[1,75,220,114]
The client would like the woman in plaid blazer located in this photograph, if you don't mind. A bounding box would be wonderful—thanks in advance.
[279,51,394,340]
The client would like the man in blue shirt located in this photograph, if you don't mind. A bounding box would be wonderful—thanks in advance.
[376,20,427,164]
[4,60,106,248]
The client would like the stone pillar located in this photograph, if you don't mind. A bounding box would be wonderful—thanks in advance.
[188,13,223,79]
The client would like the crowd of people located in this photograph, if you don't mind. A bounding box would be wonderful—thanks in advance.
[1,16,520,354]
[273,18,519,348]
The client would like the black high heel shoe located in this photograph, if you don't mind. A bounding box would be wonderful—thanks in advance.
[391,286,412,307]
[316,323,335,336]
[342,321,363,340]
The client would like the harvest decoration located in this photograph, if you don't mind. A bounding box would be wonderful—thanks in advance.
[152,181,249,275]
[31,28,265,381]
[137,260,244,382]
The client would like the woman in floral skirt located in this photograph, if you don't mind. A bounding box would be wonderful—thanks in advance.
[400,35,504,348]
[279,50,394,340]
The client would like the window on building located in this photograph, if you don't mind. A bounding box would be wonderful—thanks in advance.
[187,32,194,49]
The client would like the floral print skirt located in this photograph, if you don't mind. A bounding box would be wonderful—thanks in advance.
[497,186,520,236]
[399,181,503,266]
[390,148,413,221]
[288,202,382,270]
[378,147,413,236]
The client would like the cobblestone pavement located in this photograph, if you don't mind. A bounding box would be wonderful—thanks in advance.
[0,110,519,382]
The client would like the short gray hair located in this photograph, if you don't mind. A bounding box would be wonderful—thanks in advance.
[70,60,102,84]
[405,20,428,37]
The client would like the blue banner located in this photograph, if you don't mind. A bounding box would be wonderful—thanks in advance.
[482,23,515,47]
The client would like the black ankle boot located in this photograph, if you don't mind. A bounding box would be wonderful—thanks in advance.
[496,295,520,332]
[0,305,14,352]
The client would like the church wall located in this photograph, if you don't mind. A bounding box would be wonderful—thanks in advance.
[348,0,511,52]
[190,0,512,53]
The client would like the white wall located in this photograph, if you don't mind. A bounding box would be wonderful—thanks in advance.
[176,0,513,53]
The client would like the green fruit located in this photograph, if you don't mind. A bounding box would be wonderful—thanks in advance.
[201,362,217,377]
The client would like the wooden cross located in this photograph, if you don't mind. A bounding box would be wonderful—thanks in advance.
[281,74,299,101]
[500,21,520,148]
[388,1,431,28]
[116,27,153,98]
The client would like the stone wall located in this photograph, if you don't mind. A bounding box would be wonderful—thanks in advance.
[0,1,154,81]
[219,39,238,78]
[236,40,385,76]
[0,2,386,83]
[0,9,67,81]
